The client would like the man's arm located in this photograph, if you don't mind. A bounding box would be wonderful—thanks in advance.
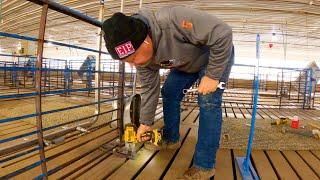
[169,6,233,81]
[136,66,160,126]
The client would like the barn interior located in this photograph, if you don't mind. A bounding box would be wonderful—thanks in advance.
[0,0,320,179]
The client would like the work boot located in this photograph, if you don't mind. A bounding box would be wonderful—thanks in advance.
[182,166,216,180]
[144,140,181,151]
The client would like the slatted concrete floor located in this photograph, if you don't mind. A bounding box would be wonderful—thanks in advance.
[1,107,320,179]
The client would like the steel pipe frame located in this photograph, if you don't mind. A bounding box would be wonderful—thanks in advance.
[0,98,120,133]
[306,68,313,108]
[0,53,72,63]
[0,86,122,100]
[1,2,126,178]
[0,117,119,156]
[117,0,126,140]
[0,108,118,155]
[1,1,105,100]
[0,120,119,179]
[0,54,105,97]
[311,70,320,108]
[34,129,119,179]
[0,66,124,75]
[302,69,312,109]
[184,66,310,109]
[25,0,101,27]
[93,0,105,125]
[279,69,284,109]
[0,106,119,145]
[0,32,108,54]
[0,108,117,164]
[35,2,49,178]
[1,109,170,179]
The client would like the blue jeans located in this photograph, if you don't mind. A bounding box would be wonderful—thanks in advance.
[161,48,234,170]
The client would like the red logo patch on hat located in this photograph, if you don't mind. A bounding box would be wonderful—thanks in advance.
[115,41,135,58]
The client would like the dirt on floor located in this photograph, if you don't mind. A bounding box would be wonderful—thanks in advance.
[220,118,320,150]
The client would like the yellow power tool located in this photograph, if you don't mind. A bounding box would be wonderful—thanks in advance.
[123,123,162,146]
[113,123,162,159]
[271,117,289,126]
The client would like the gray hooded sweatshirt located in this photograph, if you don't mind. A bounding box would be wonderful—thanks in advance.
[134,6,234,126]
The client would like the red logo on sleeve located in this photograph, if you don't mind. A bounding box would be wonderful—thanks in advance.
[115,41,135,58]
[181,20,193,29]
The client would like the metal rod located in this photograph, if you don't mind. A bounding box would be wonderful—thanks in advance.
[117,0,126,140]
[0,116,118,156]
[298,71,301,103]
[94,0,104,124]
[0,86,122,100]
[48,61,51,93]
[279,68,284,109]
[303,70,308,109]
[244,33,261,172]
[35,3,49,178]
[276,73,279,96]
[0,53,70,62]
[120,0,125,12]
[4,62,7,85]
[289,72,292,100]
[251,70,254,108]
[307,68,313,108]
[25,0,101,27]
[312,71,317,108]
[0,32,107,54]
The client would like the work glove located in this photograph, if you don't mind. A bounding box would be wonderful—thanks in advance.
[198,75,219,95]
[137,124,152,142]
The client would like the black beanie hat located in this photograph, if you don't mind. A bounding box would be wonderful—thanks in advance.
[102,12,148,60]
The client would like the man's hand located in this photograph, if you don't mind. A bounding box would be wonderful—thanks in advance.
[198,76,219,95]
[137,124,152,142]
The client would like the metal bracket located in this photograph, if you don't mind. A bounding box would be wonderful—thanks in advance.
[113,142,137,160]
[43,140,52,146]
[43,136,65,146]
[236,157,259,180]
[76,126,90,133]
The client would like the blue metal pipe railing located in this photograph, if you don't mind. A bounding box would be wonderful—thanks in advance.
[1,0,112,178]
[236,34,260,180]
[0,108,118,164]
[234,63,305,71]
[0,32,108,54]
[0,66,129,75]
[1,159,45,179]
[0,109,118,149]
[0,86,122,100]
[0,97,120,125]
[1,125,118,179]
[0,147,41,164]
